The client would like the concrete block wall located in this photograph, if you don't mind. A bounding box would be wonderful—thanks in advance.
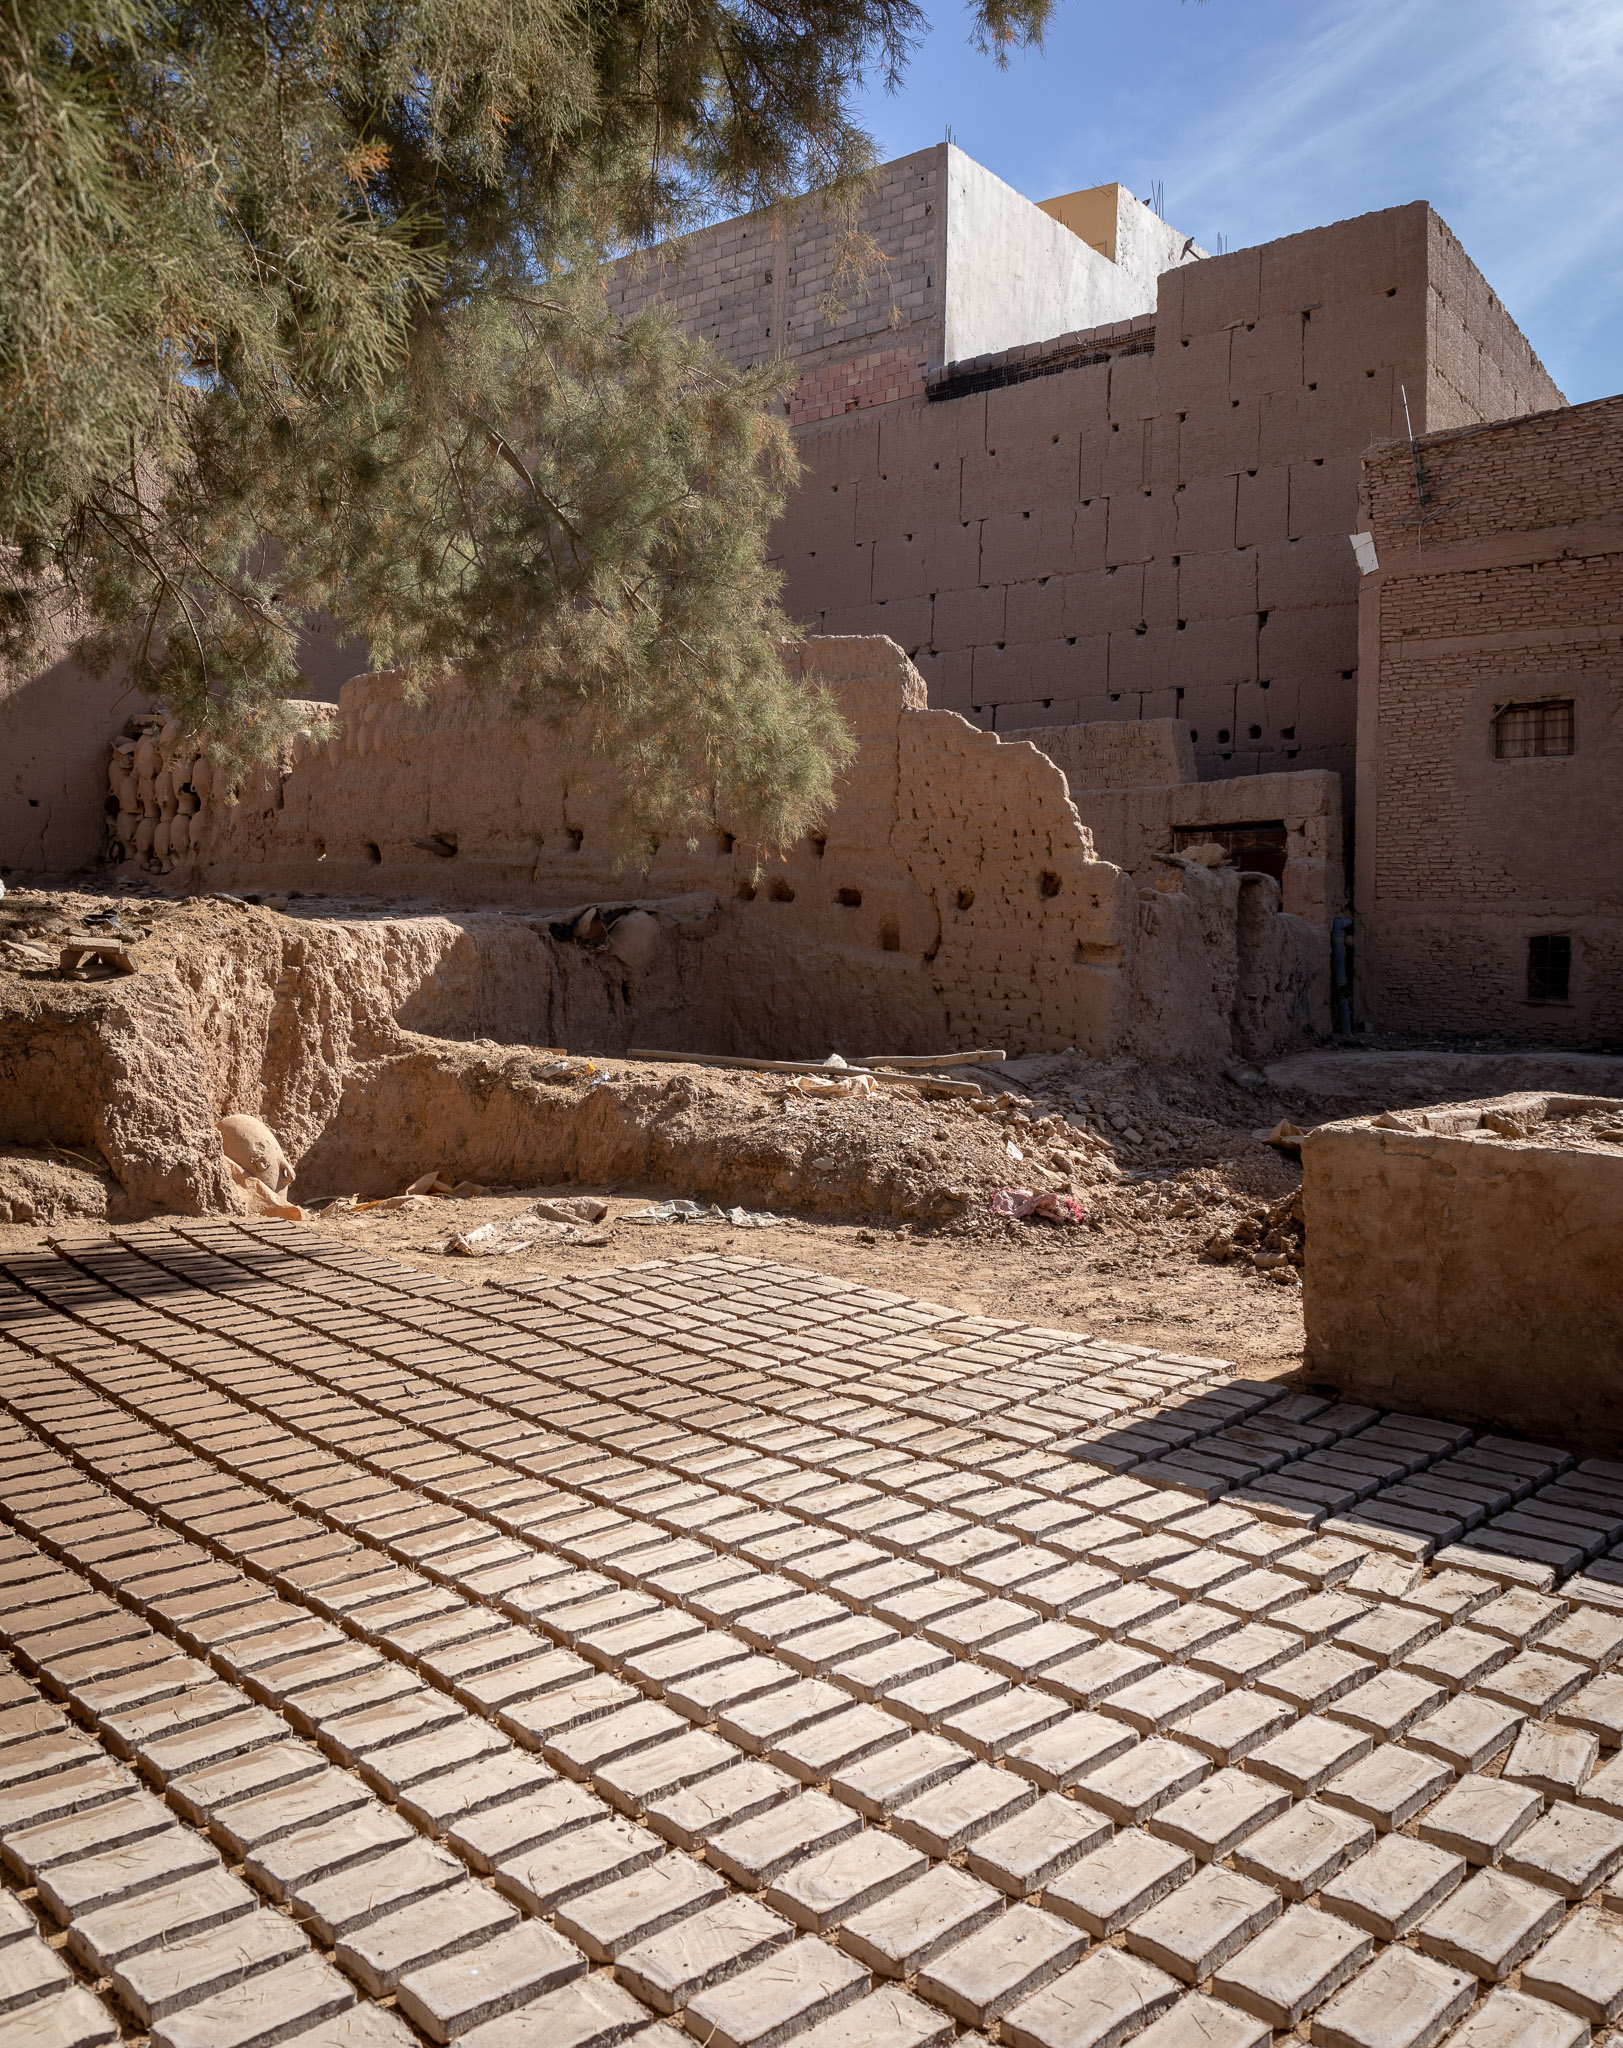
[773,199,1566,797]
[1355,394,1623,1043]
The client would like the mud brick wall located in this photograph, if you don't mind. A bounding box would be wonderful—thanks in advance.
[164,637,1321,1064]
[1355,394,1623,1042]
[773,203,1564,798]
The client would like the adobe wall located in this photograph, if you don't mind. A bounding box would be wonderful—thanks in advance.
[774,202,1565,795]
[0,618,141,878]
[1355,394,1623,1043]
[1302,1096,1623,1451]
[103,637,1322,1067]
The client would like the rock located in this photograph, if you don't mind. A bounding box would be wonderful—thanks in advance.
[218,1113,294,1193]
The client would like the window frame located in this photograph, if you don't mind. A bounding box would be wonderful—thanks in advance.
[1492,697,1575,760]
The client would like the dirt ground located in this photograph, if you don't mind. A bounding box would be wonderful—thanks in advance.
[5,879,1621,1387]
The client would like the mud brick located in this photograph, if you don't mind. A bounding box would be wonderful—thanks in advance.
[556,1853,725,1958]
[1040,1641,1161,1709]
[595,1727,738,1815]
[1126,1993,1268,2048]
[0,1757,133,1833]
[146,1951,354,2048]
[792,1985,951,2048]
[1326,1668,1446,1744]
[445,1778,592,1879]
[1258,1643,1377,1713]
[3,1787,171,1881]
[95,1679,253,1760]
[358,1719,509,1798]
[623,1629,752,1687]
[1074,1738,1208,1826]
[545,1698,689,1780]
[66,1867,259,1973]
[882,1662,1008,1730]
[398,1921,597,2043]
[833,1639,950,1701]
[34,1825,217,1923]
[838,1866,1002,1978]
[1004,1710,1136,1791]
[205,1761,370,1859]
[943,1686,1069,1759]
[395,1753,552,1837]
[1470,1588,1565,1645]
[1406,1694,1524,1774]
[1329,1607,1438,1669]
[918,1903,1084,2027]
[683,1935,869,2048]
[822,1558,933,1609]
[892,1759,1034,1855]
[246,1802,415,1902]
[0,1935,73,2010]
[1185,1622,1299,1688]
[292,1668,437,1748]
[1248,1715,1373,1796]
[688,1574,799,1626]
[1504,1800,1623,1896]
[647,1753,799,1851]
[1017,1565,1119,1621]
[718,1678,851,1755]
[1442,1987,1589,2048]
[1070,1585,1178,1641]
[1560,1672,1623,1747]
[137,1703,292,1785]
[1308,1945,1476,2048]
[708,1790,859,1887]
[1320,1745,1451,1832]
[983,1622,1096,1681]
[965,1791,1111,1897]
[1045,1831,1194,1938]
[1211,1903,1372,2027]
[1277,1594,1374,1646]
[2,1985,119,2048]
[1149,1767,1289,1863]
[1417,1773,1542,1867]
[1544,1606,1623,1672]
[616,1897,792,2013]
[74,1655,209,1717]
[496,1813,663,1913]
[110,1909,308,2024]
[1504,1721,1598,1801]
[1101,1666,1222,1735]
[666,1656,798,1724]
[766,1831,925,1931]
[498,1671,638,1745]
[830,1732,971,1818]
[1479,1650,1590,1720]
[1235,1798,1373,1901]
[1419,1865,1567,1981]
[1401,1627,1513,1694]
[767,1705,903,1785]
[337,1884,524,1999]
[1147,1549,1247,1600]
[1208,1568,1308,1619]
[1001,1946,1181,2048]
[1126,1864,1281,1984]
[295,1837,467,1943]
[1520,1904,1623,2022]
[1168,1690,1292,1765]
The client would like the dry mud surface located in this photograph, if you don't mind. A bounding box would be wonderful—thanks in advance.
[2,1221,1623,2048]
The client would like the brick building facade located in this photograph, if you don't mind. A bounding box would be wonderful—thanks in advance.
[614,150,1562,796]
[1355,395,1623,1044]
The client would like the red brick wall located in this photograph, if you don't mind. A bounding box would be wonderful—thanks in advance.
[1357,394,1623,1041]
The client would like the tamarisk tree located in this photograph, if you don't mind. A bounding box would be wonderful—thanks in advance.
[0,0,1053,846]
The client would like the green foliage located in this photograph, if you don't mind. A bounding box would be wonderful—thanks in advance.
[0,0,1051,848]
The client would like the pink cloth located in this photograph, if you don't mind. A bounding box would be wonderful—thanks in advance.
[988,1188,1087,1224]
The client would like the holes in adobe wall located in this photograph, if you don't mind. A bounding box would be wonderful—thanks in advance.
[1249,725,1262,739]
[1281,726,1296,739]
[768,878,796,902]
[314,839,327,860]
[717,830,735,854]
[736,880,757,901]
[809,834,826,859]
[365,842,381,864]
[1040,871,1062,898]
[879,920,900,952]
[567,827,584,850]
[836,887,863,907]
[1218,728,1232,744]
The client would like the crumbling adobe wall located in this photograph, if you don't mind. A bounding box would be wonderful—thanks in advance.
[114,636,1319,1064]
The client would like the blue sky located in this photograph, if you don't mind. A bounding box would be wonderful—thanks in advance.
[851,0,1623,403]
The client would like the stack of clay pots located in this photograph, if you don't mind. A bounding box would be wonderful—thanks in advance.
[106,716,217,873]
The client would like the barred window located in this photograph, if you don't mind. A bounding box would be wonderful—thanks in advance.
[1494,700,1574,757]
[1527,934,1571,1003]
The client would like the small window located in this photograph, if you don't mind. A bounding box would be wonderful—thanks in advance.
[1495,700,1573,758]
[1527,934,1571,1003]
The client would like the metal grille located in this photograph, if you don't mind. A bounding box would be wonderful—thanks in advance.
[1527,933,1571,1003]
[1494,699,1574,757]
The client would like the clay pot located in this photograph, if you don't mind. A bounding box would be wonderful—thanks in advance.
[159,717,182,752]
[152,818,171,860]
[114,810,138,849]
[133,735,158,778]
[134,817,155,854]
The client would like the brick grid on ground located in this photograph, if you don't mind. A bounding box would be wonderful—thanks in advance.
[0,1220,1617,2048]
